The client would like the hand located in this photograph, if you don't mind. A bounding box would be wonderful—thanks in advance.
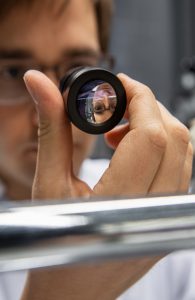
[23,71,193,300]
[24,71,193,200]
[97,73,193,196]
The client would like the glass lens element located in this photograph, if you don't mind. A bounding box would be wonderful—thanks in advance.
[77,80,117,124]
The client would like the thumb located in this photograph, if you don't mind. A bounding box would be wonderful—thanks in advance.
[24,70,73,199]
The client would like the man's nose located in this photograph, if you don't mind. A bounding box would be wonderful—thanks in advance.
[103,95,110,109]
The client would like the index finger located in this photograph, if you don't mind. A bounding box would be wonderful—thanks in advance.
[118,73,163,131]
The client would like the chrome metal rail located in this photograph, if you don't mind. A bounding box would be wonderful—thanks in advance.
[0,194,195,272]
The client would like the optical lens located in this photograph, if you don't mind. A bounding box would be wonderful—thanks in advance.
[76,80,117,124]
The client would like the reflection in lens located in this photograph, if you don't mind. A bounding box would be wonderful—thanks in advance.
[77,80,117,124]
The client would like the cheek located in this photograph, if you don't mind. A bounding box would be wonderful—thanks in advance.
[0,107,30,155]
[0,111,15,149]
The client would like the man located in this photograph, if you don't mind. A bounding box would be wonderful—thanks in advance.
[0,0,192,299]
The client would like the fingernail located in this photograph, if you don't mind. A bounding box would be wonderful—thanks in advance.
[23,70,39,105]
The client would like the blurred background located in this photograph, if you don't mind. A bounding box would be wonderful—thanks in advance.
[92,0,195,164]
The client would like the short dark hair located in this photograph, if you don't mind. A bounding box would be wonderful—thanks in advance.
[0,0,113,53]
[94,0,113,53]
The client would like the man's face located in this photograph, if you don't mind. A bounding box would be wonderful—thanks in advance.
[93,83,117,124]
[0,0,99,198]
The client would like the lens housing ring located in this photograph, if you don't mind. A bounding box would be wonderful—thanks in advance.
[60,67,126,134]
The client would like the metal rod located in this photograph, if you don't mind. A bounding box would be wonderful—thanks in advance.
[0,194,195,272]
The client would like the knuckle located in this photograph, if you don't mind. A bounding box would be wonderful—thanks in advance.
[38,121,52,138]
[187,142,194,158]
[136,84,155,99]
[145,123,167,150]
[171,122,190,145]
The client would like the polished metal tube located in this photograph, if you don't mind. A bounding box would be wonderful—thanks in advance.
[0,194,195,272]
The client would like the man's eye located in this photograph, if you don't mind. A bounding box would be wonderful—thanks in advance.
[67,63,92,72]
[93,103,105,113]
[2,66,24,79]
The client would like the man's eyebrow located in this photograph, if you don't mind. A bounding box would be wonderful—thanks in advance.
[0,48,100,61]
[0,50,32,59]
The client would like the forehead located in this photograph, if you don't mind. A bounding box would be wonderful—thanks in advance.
[0,0,99,63]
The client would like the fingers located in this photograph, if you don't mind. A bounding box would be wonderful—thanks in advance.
[149,102,192,194]
[95,74,193,197]
[94,75,167,196]
[104,73,165,150]
[104,123,129,149]
[117,73,163,131]
[179,142,193,192]
[24,70,73,199]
